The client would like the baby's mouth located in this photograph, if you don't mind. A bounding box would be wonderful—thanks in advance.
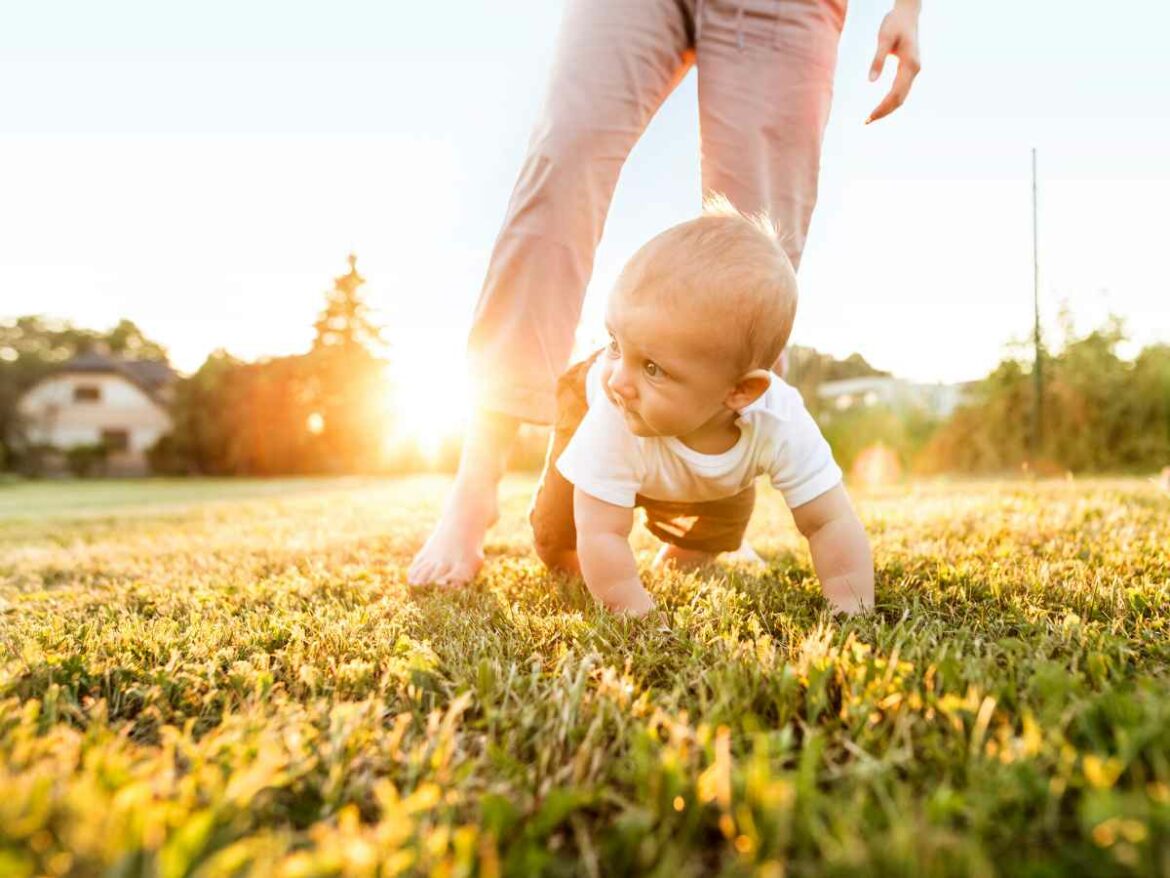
[604,385,642,420]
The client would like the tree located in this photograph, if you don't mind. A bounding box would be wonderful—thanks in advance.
[916,315,1170,475]
[105,319,169,360]
[312,254,385,355]
[785,345,889,418]
[159,255,392,475]
[305,254,390,472]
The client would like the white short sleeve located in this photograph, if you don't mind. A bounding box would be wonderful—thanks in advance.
[766,403,843,509]
[555,394,644,508]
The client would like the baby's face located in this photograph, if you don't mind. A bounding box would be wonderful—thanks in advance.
[600,291,740,439]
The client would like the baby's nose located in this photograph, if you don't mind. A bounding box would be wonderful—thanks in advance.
[607,365,636,400]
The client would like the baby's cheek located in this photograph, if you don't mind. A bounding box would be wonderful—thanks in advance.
[645,395,674,427]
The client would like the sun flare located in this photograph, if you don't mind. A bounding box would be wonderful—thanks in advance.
[850,442,903,488]
[383,335,471,460]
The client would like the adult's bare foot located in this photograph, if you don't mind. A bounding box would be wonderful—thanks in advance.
[407,473,500,587]
[407,408,519,588]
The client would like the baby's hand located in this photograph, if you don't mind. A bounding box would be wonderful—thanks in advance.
[791,484,875,615]
[606,582,656,616]
[573,487,655,614]
[822,573,873,617]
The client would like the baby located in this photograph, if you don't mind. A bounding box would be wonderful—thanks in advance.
[528,199,874,617]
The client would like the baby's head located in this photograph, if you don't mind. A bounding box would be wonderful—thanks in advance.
[601,196,797,439]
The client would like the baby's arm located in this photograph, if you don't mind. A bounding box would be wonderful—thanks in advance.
[573,487,655,615]
[790,483,874,616]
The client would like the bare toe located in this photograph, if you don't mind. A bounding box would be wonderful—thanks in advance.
[436,559,480,589]
[407,557,437,586]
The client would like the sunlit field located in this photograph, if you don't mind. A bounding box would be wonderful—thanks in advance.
[1,476,1168,876]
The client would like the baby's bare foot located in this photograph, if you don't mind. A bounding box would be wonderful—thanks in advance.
[652,543,717,572]
[720,539,766,569]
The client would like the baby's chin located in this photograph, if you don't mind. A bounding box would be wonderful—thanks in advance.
[622,411,665,438]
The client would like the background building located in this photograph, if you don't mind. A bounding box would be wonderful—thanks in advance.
[817,375,977,420]
[17,348,176,475]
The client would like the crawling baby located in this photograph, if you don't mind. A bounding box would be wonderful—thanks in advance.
[528,198,874,617]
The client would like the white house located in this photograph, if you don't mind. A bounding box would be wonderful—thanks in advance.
[816,375,977,420]
[17,349,177,475]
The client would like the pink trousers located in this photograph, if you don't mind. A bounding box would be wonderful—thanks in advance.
[468,0,847,425]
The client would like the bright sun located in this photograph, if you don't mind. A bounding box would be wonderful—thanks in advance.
[383,335,471,460]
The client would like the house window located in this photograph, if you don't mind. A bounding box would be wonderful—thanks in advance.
[101,429,130,452]
[74,385,101,403]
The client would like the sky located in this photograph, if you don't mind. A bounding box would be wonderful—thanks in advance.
[2,0,1168,400]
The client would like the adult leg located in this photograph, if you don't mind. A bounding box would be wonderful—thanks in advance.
[696,0,846,272]
[694,0,845,555]
[409,0,695,587]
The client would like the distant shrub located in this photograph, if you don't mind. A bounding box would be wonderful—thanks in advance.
[820,404,940,477]
[146,433,188,476]
[917,315,1170,475]
[65,442,108,478]
[16,442,59,478]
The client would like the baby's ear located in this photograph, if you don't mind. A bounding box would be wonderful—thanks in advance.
[725,369,772,410]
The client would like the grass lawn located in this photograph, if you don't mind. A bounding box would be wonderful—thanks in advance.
[1,475,1168,876]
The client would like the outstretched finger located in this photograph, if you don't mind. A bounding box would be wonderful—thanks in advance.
[866,57,918,124]
[869,33,894,82]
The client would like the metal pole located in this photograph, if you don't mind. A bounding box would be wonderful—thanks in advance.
[1031,147,1043,461]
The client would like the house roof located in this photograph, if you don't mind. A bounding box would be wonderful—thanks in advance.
[58,349,119,374]
[55,349,178,404]
[117,359,176,396]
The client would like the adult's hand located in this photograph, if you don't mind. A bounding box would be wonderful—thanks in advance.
[866,0,922,124]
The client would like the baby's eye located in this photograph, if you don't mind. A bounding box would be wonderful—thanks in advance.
[643,361,662,378]
[605,335,620,357]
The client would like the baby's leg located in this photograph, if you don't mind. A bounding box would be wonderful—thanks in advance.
[529,420,584,576]
[721,540,766,567]
[531,480,581,575]
[652,543,718,571]
[652,541,765,570]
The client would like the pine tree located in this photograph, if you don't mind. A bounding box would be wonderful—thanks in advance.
[306,254,390,472]
[312,254,385,355]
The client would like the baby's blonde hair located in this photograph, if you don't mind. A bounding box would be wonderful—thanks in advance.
[615,193,797,375]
